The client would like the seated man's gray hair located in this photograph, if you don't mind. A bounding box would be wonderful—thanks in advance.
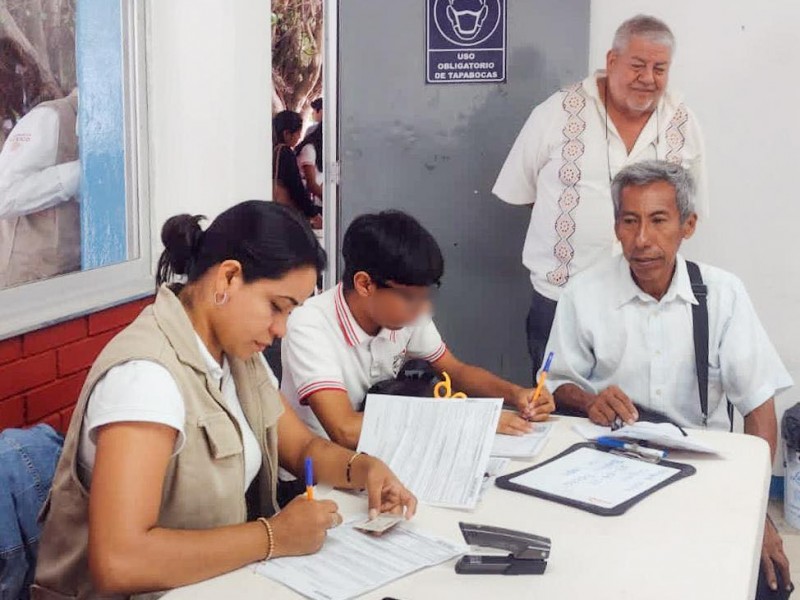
[610,160,696,223]
[613,14,675,52]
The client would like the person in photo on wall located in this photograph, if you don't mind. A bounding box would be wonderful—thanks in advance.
[0,84,80,289]
[0,38,58,144]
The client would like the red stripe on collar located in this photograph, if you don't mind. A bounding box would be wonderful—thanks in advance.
[334,284,359,347]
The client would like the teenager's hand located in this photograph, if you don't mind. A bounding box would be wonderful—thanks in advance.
[512,386,555,421]
[497,410,534,435]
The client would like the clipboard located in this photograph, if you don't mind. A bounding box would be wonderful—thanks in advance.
[495,442,696,516]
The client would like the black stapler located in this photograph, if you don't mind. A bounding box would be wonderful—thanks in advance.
[454,522,551,575]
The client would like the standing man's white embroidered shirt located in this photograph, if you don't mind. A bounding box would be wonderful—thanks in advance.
[493,71,707,301]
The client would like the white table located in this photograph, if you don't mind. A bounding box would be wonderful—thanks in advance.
[162,416,771,600]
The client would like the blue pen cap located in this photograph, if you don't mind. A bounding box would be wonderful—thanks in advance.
[543,352,554,373]
[305,457,314,487]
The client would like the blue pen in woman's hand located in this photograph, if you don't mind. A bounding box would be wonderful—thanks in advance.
[305,457,314,500]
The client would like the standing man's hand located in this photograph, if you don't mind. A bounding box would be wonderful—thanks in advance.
[586,386,638,426]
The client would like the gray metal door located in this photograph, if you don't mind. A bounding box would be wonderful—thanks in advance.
[337,0,590,384]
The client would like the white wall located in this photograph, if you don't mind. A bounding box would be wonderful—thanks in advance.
[146,0,271,262]
[590,1,800,463]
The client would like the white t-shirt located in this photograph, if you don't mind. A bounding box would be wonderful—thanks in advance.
[77,334,278,489]
[281,284,446,438]
[0,103,80,220]
[544,254,793,429]
[493,71,708,301]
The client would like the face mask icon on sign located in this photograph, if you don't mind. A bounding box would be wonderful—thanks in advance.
[445,0,489,42]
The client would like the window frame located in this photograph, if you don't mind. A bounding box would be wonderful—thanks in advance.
[0,0,152,340]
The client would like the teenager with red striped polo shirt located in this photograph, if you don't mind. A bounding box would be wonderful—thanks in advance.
[281,210,555,449]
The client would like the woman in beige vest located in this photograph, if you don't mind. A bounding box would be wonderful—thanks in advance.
[33,201,416,599]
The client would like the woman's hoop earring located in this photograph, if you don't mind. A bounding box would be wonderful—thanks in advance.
[213,291,228,306]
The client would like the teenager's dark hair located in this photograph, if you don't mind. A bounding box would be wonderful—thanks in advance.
[341,210,443,290]
[310,97,322,112]
[295,121,323,172]
[272,110,303,146]
[156,200,326,288]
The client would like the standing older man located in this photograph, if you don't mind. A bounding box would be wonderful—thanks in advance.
[493,15,707,375]
[545,160,792,597]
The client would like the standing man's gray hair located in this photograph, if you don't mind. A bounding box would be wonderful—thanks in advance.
[611,160,696,222]
[612,15,675,53]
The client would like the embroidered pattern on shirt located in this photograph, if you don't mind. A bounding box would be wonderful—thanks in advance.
[547,83,587,287]
[665,104,688,164]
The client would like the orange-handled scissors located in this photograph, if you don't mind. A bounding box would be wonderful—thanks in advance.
[433,371,467,399]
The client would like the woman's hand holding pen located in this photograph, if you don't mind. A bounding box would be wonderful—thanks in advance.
[269,495,342,557]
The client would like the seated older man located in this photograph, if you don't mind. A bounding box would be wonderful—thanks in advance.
[544,160,793,595]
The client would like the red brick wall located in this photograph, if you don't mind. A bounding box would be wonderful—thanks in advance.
[0,296,154,433]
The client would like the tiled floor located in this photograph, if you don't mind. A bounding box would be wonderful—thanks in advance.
[767,499,800,585]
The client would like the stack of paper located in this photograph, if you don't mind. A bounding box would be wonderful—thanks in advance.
[573,421,717,454]
[255,517,467,600]
[492,422,554,459]
[480,457,510,499]
[358,394,502,509]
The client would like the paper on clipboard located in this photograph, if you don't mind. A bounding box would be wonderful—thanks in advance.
[508,446,680,509]
[572,421,717,454]
[357,394,502,510]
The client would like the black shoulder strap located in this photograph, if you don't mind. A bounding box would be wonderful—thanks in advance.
[686,261,709,426]
[686,261,733,431]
